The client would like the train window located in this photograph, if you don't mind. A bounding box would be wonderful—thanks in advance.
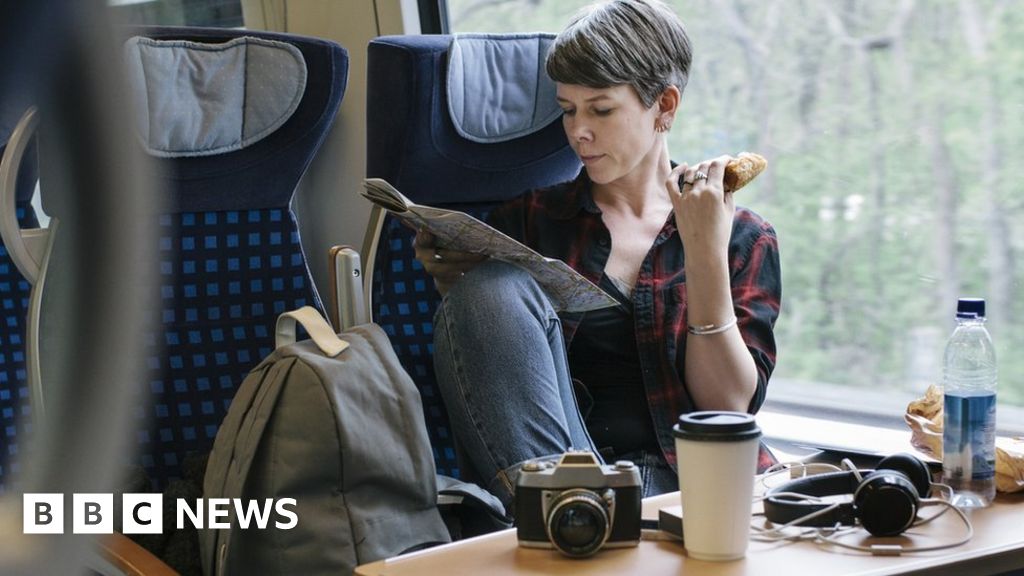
[444,0,1024,428]
[108,0,243,27]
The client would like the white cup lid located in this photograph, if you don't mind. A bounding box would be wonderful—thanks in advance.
[673,411,761,442]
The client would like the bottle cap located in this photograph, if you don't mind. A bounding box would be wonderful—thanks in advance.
[956,298,986,319]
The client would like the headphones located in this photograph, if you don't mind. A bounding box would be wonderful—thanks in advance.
[763,453,932,537]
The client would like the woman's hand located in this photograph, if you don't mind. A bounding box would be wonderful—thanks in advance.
[413,230,488,295]
[667,156,736,260]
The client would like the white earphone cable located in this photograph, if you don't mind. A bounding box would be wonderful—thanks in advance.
[751,463,974,555]
[816,499,973,555]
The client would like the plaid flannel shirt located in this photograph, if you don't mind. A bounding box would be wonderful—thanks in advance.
[487,170,781,469]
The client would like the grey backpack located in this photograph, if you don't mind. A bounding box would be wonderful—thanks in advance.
[200,307,499,575]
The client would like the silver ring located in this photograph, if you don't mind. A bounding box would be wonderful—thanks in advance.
[693,170,709,181]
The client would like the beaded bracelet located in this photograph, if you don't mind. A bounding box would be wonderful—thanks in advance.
[687,316,737,336]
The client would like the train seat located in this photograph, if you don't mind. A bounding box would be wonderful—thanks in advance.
[113,27,348,490]
[0,114,39,492]
[363,34,581,478]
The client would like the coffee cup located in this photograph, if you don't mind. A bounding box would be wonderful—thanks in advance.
[673,411,761,561]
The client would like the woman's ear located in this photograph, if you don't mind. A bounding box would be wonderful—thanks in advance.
[655,85,681,132]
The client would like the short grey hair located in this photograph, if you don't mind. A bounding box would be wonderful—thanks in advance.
[546,0,692,109]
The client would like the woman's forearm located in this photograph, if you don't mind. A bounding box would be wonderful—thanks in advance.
[683,253,758,411]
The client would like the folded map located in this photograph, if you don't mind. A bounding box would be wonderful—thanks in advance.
[361,178,618,313]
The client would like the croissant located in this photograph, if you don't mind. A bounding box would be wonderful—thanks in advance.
[723,152,768,192]
[905,383,1024,493]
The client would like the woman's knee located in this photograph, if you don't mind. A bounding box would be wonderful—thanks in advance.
[443,260,544,312]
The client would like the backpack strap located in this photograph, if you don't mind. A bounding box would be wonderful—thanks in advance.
[435,474,506,517]
[275,305,349,356]
[435,474,511,538]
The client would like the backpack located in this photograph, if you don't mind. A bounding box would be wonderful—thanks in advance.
[200,307,487,575]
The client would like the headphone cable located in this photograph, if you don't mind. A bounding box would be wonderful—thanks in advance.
[816,499,973,555]
[750,499,844,542]
[750,474,974,554]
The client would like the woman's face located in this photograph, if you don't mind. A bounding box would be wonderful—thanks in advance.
[556,83,661,186]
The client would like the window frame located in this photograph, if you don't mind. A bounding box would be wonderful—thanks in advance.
[418,0,449,34]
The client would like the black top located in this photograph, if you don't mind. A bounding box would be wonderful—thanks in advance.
[567,274,659,456]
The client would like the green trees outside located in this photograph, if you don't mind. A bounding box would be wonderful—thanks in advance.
[447,0,1024,408]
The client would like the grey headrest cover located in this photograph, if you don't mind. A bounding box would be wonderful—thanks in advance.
[447,33,560,144]
[123,36,307,157]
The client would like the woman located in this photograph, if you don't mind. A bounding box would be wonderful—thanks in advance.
[415,0,780,509]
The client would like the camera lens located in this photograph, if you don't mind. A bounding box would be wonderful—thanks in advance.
[545,490,610,558]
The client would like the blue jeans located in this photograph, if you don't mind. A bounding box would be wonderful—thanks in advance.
[433,261,599,509]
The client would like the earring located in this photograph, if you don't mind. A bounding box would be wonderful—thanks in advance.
[655,120,671,133]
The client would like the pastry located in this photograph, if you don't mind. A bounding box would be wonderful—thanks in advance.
[905,384,1024,493]
[723,151,767,192]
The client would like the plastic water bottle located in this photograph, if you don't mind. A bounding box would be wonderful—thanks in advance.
[942,297,997,508]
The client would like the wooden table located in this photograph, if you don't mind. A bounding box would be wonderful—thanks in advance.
[356,490,1024,575]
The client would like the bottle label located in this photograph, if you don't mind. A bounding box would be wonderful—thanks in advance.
[943,391,996,481]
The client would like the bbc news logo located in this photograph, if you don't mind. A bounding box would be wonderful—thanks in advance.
[23,494,297,534]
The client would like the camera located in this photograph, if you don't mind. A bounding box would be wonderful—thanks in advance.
[515,451,642,558]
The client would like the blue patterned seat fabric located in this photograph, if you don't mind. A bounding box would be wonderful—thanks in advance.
[122,27,347,489]
[372,203,491,477]
[366,35,580,478]
[141,207,317,486]
[0,126,38,492]
[0,198,38,492]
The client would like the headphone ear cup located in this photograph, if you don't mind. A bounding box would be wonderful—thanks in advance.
[854,471,919,536]
[875,453,932,497]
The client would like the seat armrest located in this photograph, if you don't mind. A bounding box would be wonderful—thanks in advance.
[96,532,177,576]
[328,245,368,331]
